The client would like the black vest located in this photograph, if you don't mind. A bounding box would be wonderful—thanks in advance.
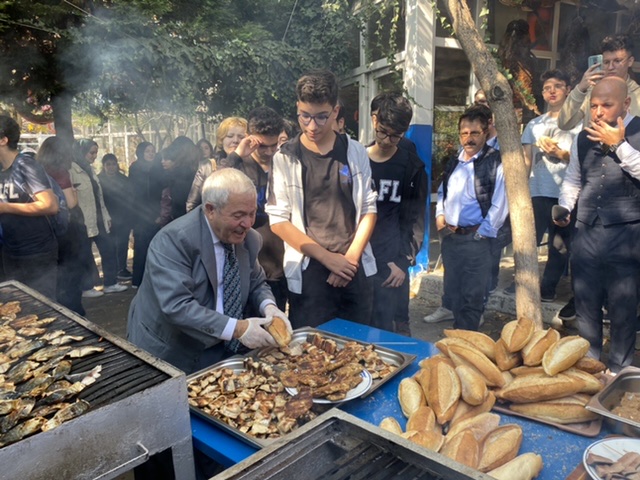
[576,117,640,226]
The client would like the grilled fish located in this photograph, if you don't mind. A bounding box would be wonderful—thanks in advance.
[0,399,23,415]
[41,400,90,432]
[8,315,39,329]
[41,330,65,342]
[31,356,66,377]
[5,360,40,384]
[51,360,72,380]
[0,417,46,446]
[0,398,35,433]
[64,365,102,385]
[0,326,16,343]
[16,327,46,337]
[45,380,72,392]
[37,382,86,406]
[67,346,104,358]
[49,335,84,346]
[0,302,21,317]
[0,353,15,374]
[28,346,71,362]
[7,339,46,359]
[32,317,57,328]
[17,374,54,396]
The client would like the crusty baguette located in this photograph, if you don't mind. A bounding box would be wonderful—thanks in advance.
[448,344,505,388]
[562,368,603,395]
[494,338,522,371]
[413,368,431,399]
[440,429,480,469]
[542,335,590,376]
[446,411,501,442]
[521,328,560,367]
[379,417,403,435]
[419,354,454,370]
[495,372,584,403]
[487,453,543,480]
[407,406,438,433]
[443,329,496,361]
[508,396,598,424]
[435,337,476,358]
[500,317,535,353]
[428,362,461,424]
[266,316,292,347]
[456,364,488,406]
[478,424,523,472]
[501,370,514,387]
[510,366,545,377]
[450,391,496,428]
[398,377,426,417]
[574,356,607,374]
[401,429,444,452]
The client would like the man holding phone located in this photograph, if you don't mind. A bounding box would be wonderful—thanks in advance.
[558,34,640,131]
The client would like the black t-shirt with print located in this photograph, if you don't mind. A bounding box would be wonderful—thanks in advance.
[299,134,356,254]
[0,154,56,256]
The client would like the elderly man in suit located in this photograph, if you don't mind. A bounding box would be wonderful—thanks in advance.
[127,168,290,374]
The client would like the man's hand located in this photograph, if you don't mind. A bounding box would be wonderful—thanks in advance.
[320,251,358,281]
[234,135,262,158]
[237,318,277,348]
[577,63,605,93]
[263,304,292,335]
[381,262,405,288]
[585,116,625,147]
[538,136,568,162]
[435,214,447,231]
[326,272,350,287]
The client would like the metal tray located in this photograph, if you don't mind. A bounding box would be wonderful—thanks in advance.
[250,327,416,399]
[586,366,640,437]
[493,403,603,437]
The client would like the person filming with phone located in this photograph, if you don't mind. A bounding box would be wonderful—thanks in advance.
[558,34,640,131]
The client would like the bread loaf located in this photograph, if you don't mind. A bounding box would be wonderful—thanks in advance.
[419,354,454,370]
[266,316,291,347]
[495,372,584,403]
[542,335,590,376]
[398,377,426,417]
[440,429,480,469]
[478,424,523,472]
[562,368,603,395]
[443,329,496,361]
[508,394,599,424]
[435,337,476,358]
[445,411,500,442]
[487,453,543,480]
[494,338,522,371]
[510,366,545,377]
[448,344,505,388]
[574,356,607,374]
[500,317,535,353]
[401,429,445,452]
[379,417,403,435]
[450,392,496,428]
[413,368,431,398]
[428,362,461,424]
[456,364,488,406]
[406,406,438,433]
[521,328,560,366]
[501,370,514,387]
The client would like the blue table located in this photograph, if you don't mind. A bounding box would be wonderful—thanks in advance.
[191,319,607,478]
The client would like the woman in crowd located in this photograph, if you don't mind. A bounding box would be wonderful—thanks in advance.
[157,136,198,225]
[196,138,215,168]
[186,117,247,212]
[37,137,87,314]
[128,141,165,288]
[71,139,127,296]
[98,153,132,281]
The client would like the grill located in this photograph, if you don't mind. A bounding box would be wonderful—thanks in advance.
[0,281,195,480]
[212,409,492,480]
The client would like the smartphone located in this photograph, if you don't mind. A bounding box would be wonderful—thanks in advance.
[588,54,603,71]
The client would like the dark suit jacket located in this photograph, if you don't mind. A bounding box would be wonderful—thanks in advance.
[127,206,274,373]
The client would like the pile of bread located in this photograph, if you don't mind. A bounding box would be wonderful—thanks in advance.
[380,317,606,480]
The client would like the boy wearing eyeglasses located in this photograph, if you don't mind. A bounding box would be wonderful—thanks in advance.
[266,69,378,328]
[559,34,640,131]
[367,93,427,334]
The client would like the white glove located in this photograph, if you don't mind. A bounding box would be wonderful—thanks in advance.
[238,317,277,349]
[263,304,293,334]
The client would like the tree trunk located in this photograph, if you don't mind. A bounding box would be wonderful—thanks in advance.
[51,92,75,145]
[442,0,542,327]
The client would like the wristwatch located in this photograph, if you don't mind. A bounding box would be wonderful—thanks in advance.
[612,139,625,153]
[473,232,486,241]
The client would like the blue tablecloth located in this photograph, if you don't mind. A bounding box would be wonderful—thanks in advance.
[191,319,607,478]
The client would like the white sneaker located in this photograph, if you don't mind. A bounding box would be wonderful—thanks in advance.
[423,307,454,323]
[103,284,128,294]
[82,288,104,298]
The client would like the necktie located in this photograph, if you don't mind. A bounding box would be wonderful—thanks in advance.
[222,243,244,353]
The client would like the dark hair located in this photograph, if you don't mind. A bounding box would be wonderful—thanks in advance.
[336,100,345,122]
[196,139,214,160]
[73,138,98,163]
[296,69,339,106]
[458,105,490,130]
[247,106,284,137]
[37,136,73,170]
[601,34,634,55]
[101,153,118,165]
[281,119,299,139]
[0,115,21,150]
[135,141,154,162]
[163,136,199,170]
[540,69,571,85]
[370,93,413,133]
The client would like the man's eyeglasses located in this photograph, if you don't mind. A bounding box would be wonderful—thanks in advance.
[459,130,485,139]
[375,129,403,143]
[603,56,629,68]
[298,112,331,126]
[542,83,567,93]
